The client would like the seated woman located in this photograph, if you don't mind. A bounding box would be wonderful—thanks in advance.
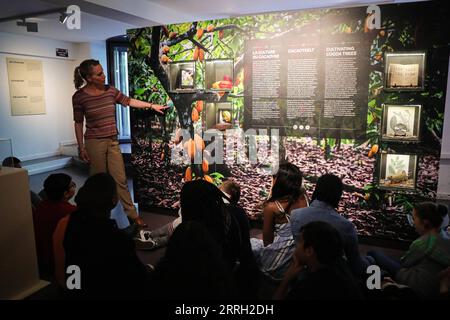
[64,173,149,299]
[251,162,308,281]
[150,221,233,299]
[368,202,450,298]
[33,173,77,278]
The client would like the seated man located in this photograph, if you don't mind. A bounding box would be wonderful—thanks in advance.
[274,221,363,300]
[290,174,371,278]
[33,173,77,278]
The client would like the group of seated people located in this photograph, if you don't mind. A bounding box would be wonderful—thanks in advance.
[9,154,450,300]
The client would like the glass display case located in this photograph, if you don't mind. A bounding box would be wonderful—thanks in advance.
[378,152,418,191]
[381,104,421,142]
[205,102,234,130]
[205,59,234,92]
[384,52,426,91]
[168,61,196,92]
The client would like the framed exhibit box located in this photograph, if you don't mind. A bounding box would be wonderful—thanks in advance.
[384,52,426,91]
[205,59,234,91]
[205,102,233,130]
[378,152,418,191]
[381,104,421,142]
[168,61,196,92]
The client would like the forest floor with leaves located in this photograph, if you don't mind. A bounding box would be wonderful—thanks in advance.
[132,137,439,241]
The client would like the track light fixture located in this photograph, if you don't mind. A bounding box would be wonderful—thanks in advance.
[16,18,38,32]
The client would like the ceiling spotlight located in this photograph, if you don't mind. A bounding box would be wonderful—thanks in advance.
[16,18,38,32]
[59,12,69,24]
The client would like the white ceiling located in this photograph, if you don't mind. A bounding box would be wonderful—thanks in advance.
[0,0,425,43]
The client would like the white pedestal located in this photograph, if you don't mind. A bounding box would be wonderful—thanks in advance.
[0,167,49,299]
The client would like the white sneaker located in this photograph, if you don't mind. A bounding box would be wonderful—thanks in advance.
[134,230,157,250]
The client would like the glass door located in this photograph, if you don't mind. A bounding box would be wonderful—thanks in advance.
[113,46,131,140]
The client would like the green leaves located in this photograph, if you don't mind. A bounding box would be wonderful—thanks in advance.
[209,172,225,186]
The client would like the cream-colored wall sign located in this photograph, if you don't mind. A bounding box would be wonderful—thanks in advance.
[6,57,46,115]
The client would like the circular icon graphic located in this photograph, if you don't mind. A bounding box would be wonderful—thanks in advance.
[293,125,298,130]
[305,125,310,130]
[299,125,304,130]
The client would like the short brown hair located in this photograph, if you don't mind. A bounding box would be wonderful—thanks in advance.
[220,180,241,205]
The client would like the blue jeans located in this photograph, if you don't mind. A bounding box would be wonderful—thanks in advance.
[367,249,402,278]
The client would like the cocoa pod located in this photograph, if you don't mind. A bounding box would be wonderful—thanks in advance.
[192,108,199,122]
[195,100,203,113]
[207,24,214,32]
[185,167,192,182]
[162,45,170,53]
[160,54,169,64]
[169,31,177,39]
[198,48,204,61]
[194,134,205,151]
[193,47,199,61]
[202,159,209,174]
[218,30,224,40]
[196,28,204,39]
[183,139,196,159]
[370,144,379,154]
[204,175,214,184]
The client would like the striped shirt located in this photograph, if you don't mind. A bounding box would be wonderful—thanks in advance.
[72,85,130,139]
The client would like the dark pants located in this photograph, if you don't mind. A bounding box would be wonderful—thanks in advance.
[367,249,402,278]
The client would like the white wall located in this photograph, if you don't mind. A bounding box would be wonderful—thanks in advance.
[0,32,106,161]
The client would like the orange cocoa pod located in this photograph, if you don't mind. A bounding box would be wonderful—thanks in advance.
[193,46,199,60]
[194,134,205,151]
[160,54,169,64]
[204,175,214,184]
[183,139,196,159]
[370,144,379,154]
[202,159,209,173]
[198,48,204,61]
[169,31,177,39]
[196,28,204,39]
[368,150,374,158]
[207,24,214,32]
[192,108,199,122]
[185,167,192,182]
[195,100,203,113]
[162,45,170,53]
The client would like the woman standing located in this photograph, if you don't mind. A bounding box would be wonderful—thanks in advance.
[73,59,167,228]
